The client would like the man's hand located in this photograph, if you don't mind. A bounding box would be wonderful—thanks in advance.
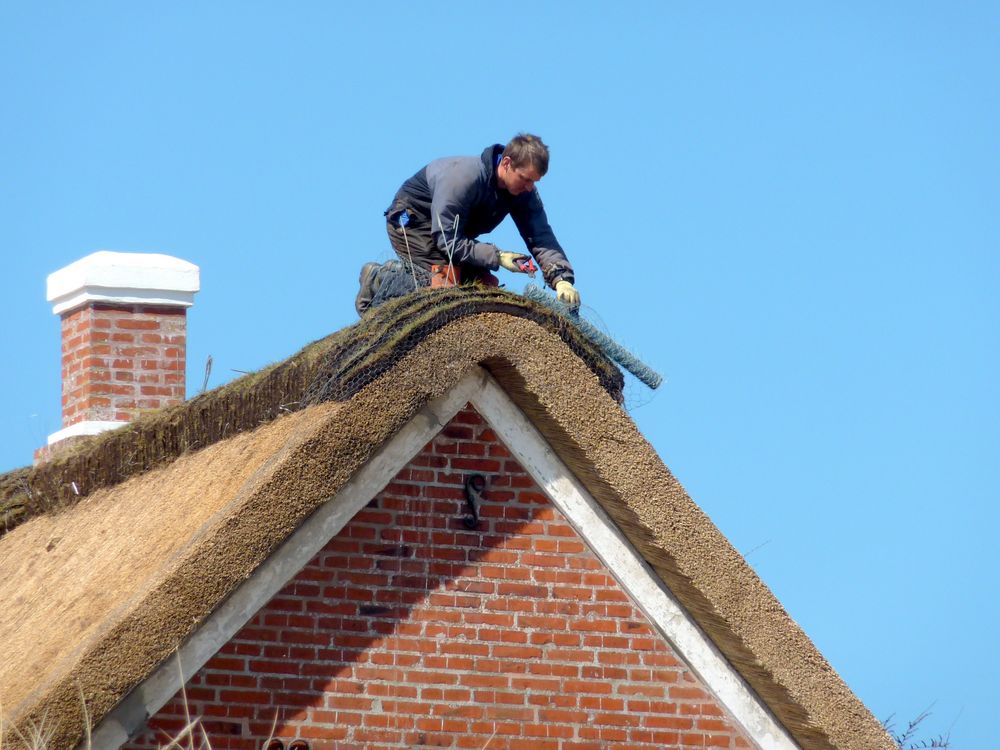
[555,280,581,309]
[499,251,536,276]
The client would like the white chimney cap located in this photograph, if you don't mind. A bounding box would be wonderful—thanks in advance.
[47,251,200,315]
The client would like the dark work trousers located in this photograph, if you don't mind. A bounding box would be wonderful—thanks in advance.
[385,218,496,286]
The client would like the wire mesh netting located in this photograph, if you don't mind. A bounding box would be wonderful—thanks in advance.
[368,261,431,310]
[361,260,664,412]
[570,304,661,414]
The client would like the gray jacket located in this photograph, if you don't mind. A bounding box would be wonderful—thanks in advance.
[386,144,574,287]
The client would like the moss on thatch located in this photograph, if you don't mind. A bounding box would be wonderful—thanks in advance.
[0,287,622,538]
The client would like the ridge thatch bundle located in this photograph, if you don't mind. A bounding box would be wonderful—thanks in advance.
[0,287,622,538]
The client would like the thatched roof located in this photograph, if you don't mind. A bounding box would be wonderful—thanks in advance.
[0,287,622,536]
[0,288,894,750]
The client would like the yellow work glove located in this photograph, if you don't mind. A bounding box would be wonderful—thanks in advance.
[498,251,534,275]
[555,280,581,309]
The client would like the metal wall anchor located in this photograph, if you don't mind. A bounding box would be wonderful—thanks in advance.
[463,474,486,529]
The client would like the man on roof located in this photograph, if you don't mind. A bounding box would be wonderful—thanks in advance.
[356,133,580,315]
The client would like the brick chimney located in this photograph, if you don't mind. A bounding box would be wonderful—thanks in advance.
[44,251,200,451]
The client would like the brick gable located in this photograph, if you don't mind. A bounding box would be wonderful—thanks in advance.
[124,405,752,750]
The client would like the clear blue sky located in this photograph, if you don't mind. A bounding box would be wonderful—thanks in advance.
[2,3,996,746]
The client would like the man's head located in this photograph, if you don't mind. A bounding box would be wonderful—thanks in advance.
[497,133,549,196]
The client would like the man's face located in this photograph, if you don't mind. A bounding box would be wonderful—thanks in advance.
[498,157,542,196]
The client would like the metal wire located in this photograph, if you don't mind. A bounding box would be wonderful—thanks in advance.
[522,284,663,390]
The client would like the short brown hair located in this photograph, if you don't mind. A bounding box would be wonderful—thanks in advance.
[502,133,549,176]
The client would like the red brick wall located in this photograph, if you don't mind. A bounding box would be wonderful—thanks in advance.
[59,303,186,426]
[124,406,751,750]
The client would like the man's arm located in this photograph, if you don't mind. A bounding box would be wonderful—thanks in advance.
[427,160,501,269]
[510,192,575,289]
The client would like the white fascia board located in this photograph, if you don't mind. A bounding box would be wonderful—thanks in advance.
[88,368,797,750]
[87,371,485,750]
[47,251,200,315]
[471,374,799,750]
[48,420,127,445]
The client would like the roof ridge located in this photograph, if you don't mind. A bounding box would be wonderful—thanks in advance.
[0,287,621,538]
